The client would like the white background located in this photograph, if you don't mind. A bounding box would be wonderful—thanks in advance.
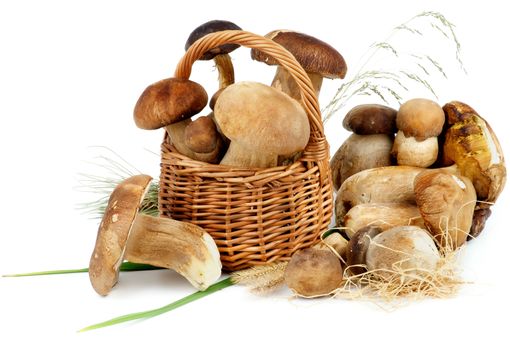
[1,0,509,349]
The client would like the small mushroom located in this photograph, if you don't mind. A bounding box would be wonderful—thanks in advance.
[183,115,226,163]
[330,133,393,191]
[214,81,310,168]
[441,101,506,207]
[185,20,242,91]
[133,77,208,157]
[343,203,425,238]
[335,166,424,226]
[314,231,349,259]
[346,225,382,276]
[391,98,445,167]
[414,169,477,249]
[342,104,398,135]
[284,247,343,297]
[469,208,492,240]
[251,30,347,100]
[365,226,440,281]
[88,174,221,296]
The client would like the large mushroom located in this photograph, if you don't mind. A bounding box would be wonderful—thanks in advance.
[88,174,221,296]
[214,81,310,168]
[414,169,477,249]
[251,30,347,100]
[392,98,445,167]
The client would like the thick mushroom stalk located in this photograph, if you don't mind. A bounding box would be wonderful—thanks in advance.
[88,174,221,296]
[215,81,310,168]
[251,30,347,100]
[125,214,221,291]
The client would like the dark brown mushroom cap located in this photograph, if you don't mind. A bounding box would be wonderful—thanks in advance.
[396,98,445,139]
[133,78,208,130]
[346,225,382,276]
[88,174,153,296]
[342,104,398,135]
[185,20,242,60]
[251,30,347,79]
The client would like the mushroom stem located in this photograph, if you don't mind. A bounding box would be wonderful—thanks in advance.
[124,214,221,291]
[220,141,277,168]
[214,54,235,89]
[271,66,323,100]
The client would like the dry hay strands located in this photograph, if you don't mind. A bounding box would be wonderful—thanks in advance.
[230,261,287,294]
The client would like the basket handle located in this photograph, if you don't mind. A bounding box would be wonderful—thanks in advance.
[174,30,329,162]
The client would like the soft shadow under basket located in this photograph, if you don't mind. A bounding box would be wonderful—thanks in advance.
[159,30,333,271]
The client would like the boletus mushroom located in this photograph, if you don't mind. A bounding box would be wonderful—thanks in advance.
[133,77,208,155]
[414,169,477,249]
[392,98,445,167]
[88,174,221,296]
[342,104,398,135]
[214,81,310,168]
[346,225,382,276]
[365,226,440,282]
[185,20,242,91]
[330,133,393,191]
[251,30,347,100]
[183,115,226,163]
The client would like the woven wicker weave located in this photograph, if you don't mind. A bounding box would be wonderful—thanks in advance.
[159,30,333,271]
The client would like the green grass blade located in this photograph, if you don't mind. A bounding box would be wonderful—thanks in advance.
[78,277,234,332]
[2,262,161,277]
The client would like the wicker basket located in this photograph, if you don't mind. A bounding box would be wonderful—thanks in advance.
[159,30,333,271]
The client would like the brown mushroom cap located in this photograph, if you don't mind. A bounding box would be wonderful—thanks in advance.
[133,78,208,130]
[215,81,309,168]
[342,104,398,135]
[346,225,382,276]
[88,174,152,296]
[414,169,477,249]
[396,98,445,139]
[185,20,242,60]
[251,30,347,79]
[184,116,219,153]
[284,247,343,297]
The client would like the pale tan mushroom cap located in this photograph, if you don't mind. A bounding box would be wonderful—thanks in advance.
[89,174,152,296]
[396,98,445,139]
[215,81,310,155]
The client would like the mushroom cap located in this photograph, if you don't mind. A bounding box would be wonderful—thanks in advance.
[134,78,208,130]
[184,116,219,153]
[88,174,152,296]
[330,133,393,191]
[342,104,398,135]
[284,247,343,297]
[414,169,477,249]
[215,81,310,156]
[185,20,242,60]
[396,98,445,139]
[366,226,440,281]
[391,130,438,168]
[251,30,347,79]
[346,225,382,276]
[442,101,506,205]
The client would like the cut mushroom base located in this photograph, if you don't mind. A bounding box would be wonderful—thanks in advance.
[88,174,222,296]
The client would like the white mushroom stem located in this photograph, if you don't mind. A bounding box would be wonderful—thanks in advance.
[220,141,277,168]
[125,214,222,291]
[392,130,438,168]
[271,66,323,100]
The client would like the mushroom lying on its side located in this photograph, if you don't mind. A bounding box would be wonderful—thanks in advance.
[88,175,221,296]
[214,81,310,168]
